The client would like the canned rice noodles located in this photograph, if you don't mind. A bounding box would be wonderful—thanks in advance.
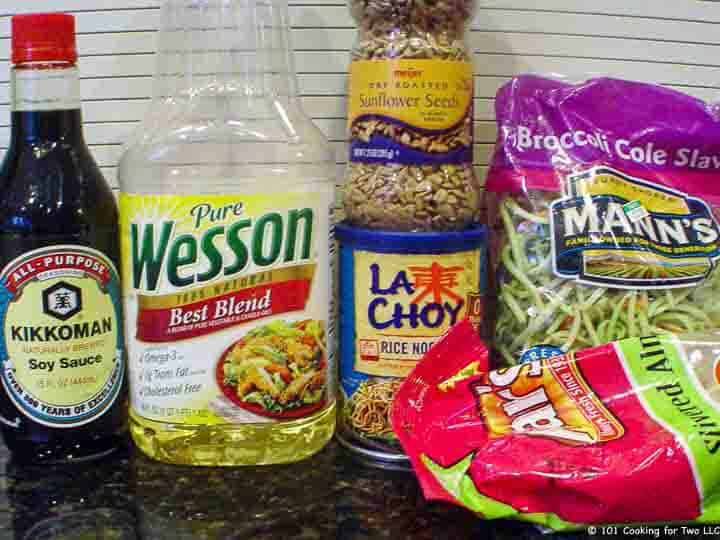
[336,223,486,465]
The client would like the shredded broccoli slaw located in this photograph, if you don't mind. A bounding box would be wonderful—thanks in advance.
[494,195,720,364]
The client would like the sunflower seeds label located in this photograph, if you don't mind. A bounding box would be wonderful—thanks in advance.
[347,59,474,165]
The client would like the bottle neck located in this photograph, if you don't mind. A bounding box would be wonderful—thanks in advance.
[10,63,84,143]
[153,0,298,104]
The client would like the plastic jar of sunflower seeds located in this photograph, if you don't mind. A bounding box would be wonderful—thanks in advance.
[343,0,479,232]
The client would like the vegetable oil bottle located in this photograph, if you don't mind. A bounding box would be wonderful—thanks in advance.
[118,0,336,465]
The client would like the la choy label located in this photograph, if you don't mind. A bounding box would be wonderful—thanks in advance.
[0,246,125,428]
[353,249,483,378]
[120,191,334,426]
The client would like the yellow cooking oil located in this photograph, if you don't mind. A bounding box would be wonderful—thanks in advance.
[118,0,336,466]
[129,405,336,466]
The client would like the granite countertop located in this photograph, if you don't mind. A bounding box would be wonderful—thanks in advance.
[0,438,706,540]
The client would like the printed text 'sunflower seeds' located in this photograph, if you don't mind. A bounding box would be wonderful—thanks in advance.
[344,0,478,231]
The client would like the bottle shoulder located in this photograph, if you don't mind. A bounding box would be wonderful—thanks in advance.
[0,142,118,234]
[122,112,332,161]
[118,106,337,194]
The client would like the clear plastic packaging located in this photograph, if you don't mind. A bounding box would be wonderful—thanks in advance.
[486,75,720,365]
[118,0,336,466]
[343,0,479,231]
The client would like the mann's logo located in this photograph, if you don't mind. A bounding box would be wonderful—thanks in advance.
[550,166,720,289]
[42,282,82,321]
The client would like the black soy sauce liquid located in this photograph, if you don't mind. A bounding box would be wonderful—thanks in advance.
[0,109,127,463]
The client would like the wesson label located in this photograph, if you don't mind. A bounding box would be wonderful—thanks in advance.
[353,249,482,378]
[550,166,720,288]
[347,59,473,165]
[0,246,125,428]
[120,191,334,425]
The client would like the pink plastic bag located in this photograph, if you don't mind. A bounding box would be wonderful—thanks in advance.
[393,319,720,530]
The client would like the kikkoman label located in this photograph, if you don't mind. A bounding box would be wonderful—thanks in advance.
[550,166,720,288]
[120,191,334,425]
[348,59,474,165]
[0,246,125,428]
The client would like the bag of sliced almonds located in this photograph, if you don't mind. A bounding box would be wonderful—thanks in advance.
[343,0,479,231]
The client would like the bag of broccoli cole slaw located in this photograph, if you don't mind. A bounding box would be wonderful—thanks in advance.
[486,75,720,365]
[392,319,720,529]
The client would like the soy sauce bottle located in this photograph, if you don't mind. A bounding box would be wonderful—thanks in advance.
[0,13,126,463]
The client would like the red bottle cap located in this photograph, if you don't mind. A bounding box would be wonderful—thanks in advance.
[11,13,77,65]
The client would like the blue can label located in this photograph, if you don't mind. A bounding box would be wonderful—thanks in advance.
[339,243,484,447]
